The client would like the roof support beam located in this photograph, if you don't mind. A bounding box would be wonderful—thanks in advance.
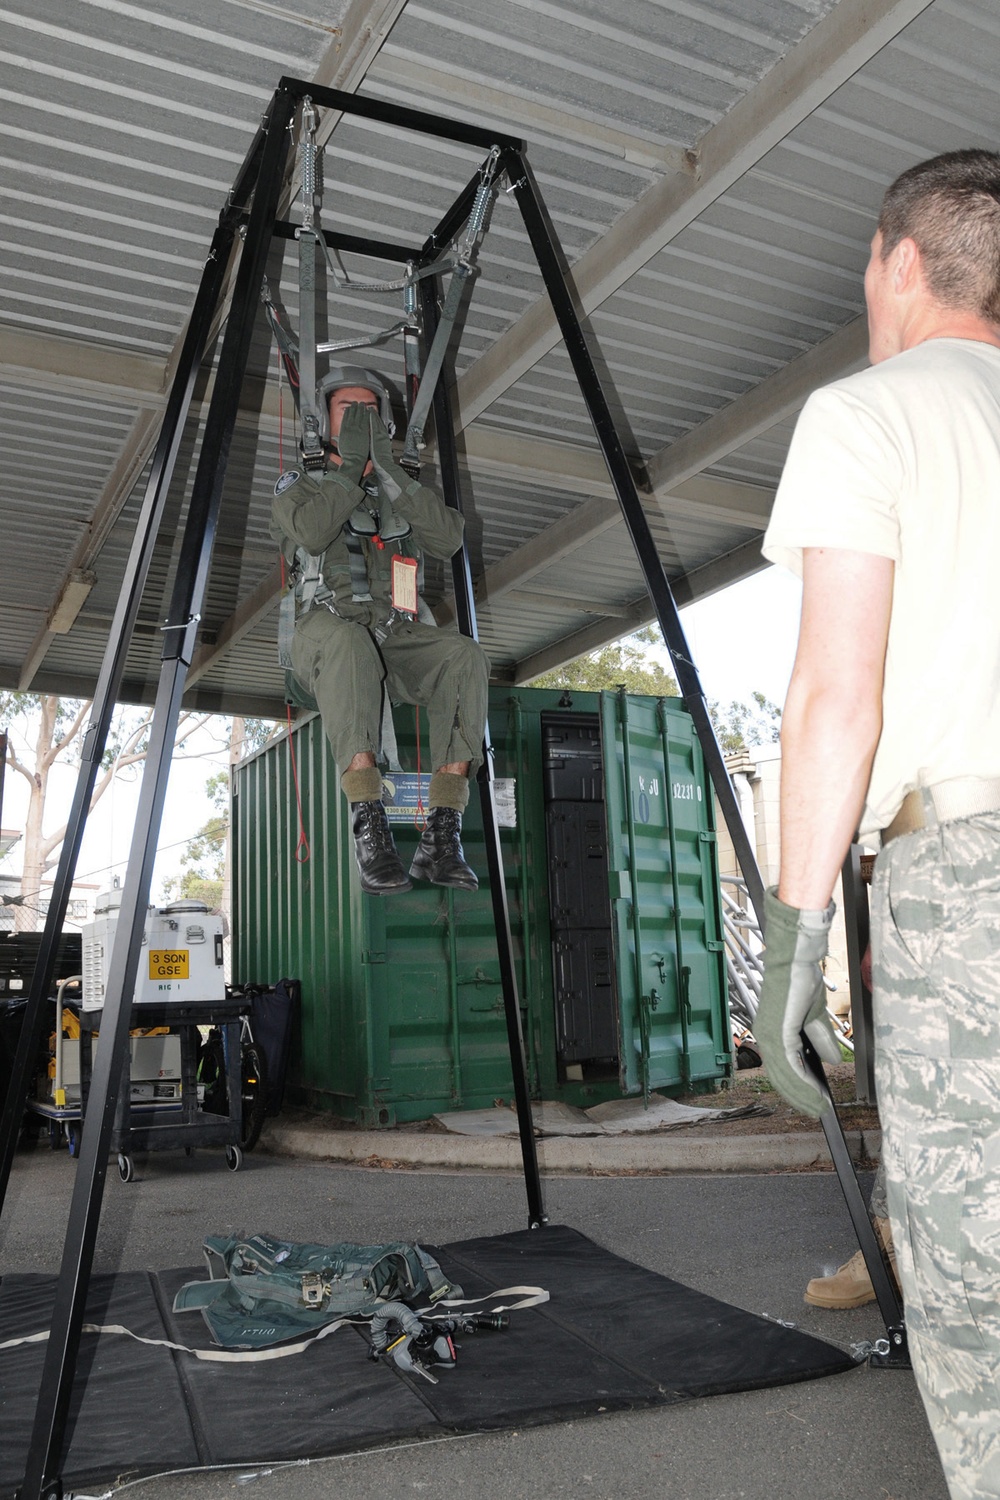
[474,315,866,615]
[314,0,408,93]
[503,589,634,618]
[18,406,162,688]
[512,536,769,685]
[513,602,652,685]
[646,317,869,497]
[452,0,933,432]
[374,52,690,172]
[186,562,283,687]
[0,326,166,406]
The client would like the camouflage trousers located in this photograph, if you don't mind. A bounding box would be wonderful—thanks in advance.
[872,810,1000,1500]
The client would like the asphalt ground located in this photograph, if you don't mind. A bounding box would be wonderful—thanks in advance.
[0,1138,949,1500]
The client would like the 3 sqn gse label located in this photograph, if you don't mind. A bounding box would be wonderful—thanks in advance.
[148,949,189,981]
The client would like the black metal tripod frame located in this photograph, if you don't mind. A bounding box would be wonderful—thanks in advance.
[3,78,901,1499]
[497,147,904,1355]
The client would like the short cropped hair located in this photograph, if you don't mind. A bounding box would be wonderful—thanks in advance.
[878,149,1000,323]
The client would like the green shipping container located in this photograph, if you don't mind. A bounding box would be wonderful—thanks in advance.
[231,687,731,1125]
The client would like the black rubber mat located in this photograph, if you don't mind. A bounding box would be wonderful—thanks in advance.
[1,1225,857,1497]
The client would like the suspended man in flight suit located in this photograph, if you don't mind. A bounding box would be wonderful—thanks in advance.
[272,365,489,895]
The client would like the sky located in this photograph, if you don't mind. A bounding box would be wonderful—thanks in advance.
[680,564,802,709]
[0,564,802,917]
[0,711,241,921]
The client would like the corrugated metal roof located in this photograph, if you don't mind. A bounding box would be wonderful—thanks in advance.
[1,0,996,707]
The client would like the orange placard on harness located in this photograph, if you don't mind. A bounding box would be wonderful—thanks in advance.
[392,555,418,614]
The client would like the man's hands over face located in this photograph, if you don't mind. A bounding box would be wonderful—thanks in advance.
[330,404,406,500]
[367,410,405,502]
[332,402,373,484]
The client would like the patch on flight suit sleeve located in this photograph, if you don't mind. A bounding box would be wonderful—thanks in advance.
[274,469,301,496]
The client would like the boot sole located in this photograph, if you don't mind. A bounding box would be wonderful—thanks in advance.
[360,877,413,895]
[410,870,479,888]
[409,861,477,891]
[803,1286,876,1309]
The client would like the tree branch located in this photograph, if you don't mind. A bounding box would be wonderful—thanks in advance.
[4,745,37,789]
[42,697,92,773]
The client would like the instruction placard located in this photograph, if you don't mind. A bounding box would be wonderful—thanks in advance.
[381,774,516,827]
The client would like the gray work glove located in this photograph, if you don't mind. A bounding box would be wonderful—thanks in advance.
[332,402,372,485]
[368,410,407,503]
[755,887,841,1119]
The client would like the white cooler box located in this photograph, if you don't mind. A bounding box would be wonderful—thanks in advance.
[82,886,226,1011]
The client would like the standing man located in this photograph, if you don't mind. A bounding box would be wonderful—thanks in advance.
[757,150,1000,1499]
[273,364,489,896]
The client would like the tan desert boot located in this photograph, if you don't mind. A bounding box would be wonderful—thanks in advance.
[804,1217,900,1309]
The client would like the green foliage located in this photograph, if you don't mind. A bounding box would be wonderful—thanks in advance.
[710,690,782,755]
[204,771,229,814]
[529,629,782,754]
[0,691,33,729]
[185,814,227,872]
[530,627,679,697]
[163,868,224,909]
[0,692,89,757]
[162,812,226,910]
[240,718,279,756]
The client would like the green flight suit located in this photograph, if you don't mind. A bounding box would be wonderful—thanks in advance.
[272,463,489,776]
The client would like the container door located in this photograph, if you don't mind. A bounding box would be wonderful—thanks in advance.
[601,692,729,1097]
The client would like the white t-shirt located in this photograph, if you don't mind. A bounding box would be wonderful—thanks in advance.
[763,337,1000,835]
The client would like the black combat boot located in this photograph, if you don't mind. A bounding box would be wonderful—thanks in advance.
[351,800,412,895]
[409,806,478,891]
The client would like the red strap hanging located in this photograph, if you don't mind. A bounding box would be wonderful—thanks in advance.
[285,703,311,864]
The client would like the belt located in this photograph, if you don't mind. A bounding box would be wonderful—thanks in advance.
[881,776,1000,846]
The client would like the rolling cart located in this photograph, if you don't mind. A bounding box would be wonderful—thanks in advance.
[80,998,247,1180]
[77,886,259,1179]
[29,978,187,1159]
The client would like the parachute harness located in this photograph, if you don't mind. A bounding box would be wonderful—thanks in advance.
[263,97,502,483]
[268,99,501,752]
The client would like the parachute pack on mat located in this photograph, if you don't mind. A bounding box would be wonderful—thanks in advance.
[166,1233,549,1379]
[172,1232,461,1350]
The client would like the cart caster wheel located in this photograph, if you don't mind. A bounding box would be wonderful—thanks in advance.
[117,1154,134,1184]
[225,1145,243,1172]
[67,1123,82,1158]
[184,1146,194,1157]
[49,1122,61,1150]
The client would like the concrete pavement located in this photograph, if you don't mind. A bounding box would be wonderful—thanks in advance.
[0,1133,945,1500]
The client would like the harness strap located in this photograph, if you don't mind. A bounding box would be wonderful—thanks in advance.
[343,534,373,602]
[277,588,297,669]
[380,693,402,773]
[401,149,501,473]
[297,228,324,469]
[294,551,323,611]
[261,279,301,402]
[296,98,325,470]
